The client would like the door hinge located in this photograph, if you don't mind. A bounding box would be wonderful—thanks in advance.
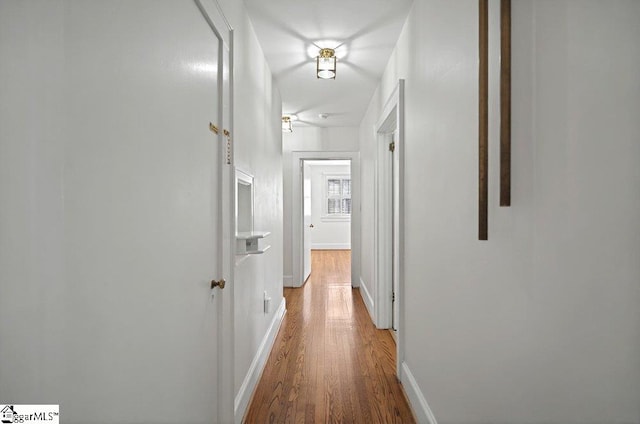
[389,141,395,152]
[392,292,395,302]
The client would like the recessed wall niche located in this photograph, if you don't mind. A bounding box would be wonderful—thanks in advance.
[235,169,270,255]
[236,170,253,234]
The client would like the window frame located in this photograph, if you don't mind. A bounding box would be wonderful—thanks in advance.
[322,173,351,222]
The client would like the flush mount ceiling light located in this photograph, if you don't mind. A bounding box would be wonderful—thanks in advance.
[316,48,336,79]
[282,116,293,133]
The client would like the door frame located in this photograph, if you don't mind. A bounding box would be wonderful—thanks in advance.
[194,1,235,422]
[374,79,405,377]
[375,131,393,330]
[291,151,360,288]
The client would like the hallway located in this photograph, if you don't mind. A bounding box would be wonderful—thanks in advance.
[244,250,415,423]
[2,1,639,423]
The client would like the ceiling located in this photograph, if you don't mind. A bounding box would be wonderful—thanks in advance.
[243,0,414,128]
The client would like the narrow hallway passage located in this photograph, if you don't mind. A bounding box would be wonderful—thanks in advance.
[244,250,415,423]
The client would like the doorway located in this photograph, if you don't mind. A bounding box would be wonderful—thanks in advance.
[381,132,400,334]
[375,80,405,377]
[290,151,360,289]
[302,160,352,283]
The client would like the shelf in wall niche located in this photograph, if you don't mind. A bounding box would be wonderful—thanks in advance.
[243,245,271,255]
[236,231,271,240]
[236,231,271,255]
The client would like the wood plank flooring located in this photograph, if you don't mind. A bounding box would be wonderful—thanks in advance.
[244,250,416,423]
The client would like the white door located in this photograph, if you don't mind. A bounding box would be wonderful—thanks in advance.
[62,1,232,422]
[303,161,313,282]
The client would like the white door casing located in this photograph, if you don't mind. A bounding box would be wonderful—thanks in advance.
[376,131,393,330]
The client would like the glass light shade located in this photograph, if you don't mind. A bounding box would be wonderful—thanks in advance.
[282,116,292,133]
[316,48,336,79]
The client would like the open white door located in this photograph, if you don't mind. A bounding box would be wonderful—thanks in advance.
[303,161,312,282]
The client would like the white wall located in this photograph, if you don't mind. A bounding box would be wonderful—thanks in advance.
[308,162,351,250]
[282,126,359,285]
[359,1,640,423]
[0,1,283,423]
[215,0,285,415]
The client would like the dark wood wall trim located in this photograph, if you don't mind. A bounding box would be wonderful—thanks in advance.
[500,0,511,206]
[479,0,489,240]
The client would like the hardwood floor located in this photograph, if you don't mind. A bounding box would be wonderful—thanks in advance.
[244,250,415,423]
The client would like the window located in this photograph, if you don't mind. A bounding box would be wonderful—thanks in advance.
[324,175,351,220]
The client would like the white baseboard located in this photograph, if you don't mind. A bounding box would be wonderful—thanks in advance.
[359,277,375,323]
[311,243,351,250]
[283,274,293,287]
[235,298,286,423]
[401,361,438,424]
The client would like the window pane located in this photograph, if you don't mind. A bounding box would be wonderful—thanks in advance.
[342,179,351,196]
[327,179,341,196]
[328,198,341,214]
[342,198,351,214]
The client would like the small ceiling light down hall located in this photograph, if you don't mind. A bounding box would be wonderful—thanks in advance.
[316,48,336,79]
[282,116,292,133]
